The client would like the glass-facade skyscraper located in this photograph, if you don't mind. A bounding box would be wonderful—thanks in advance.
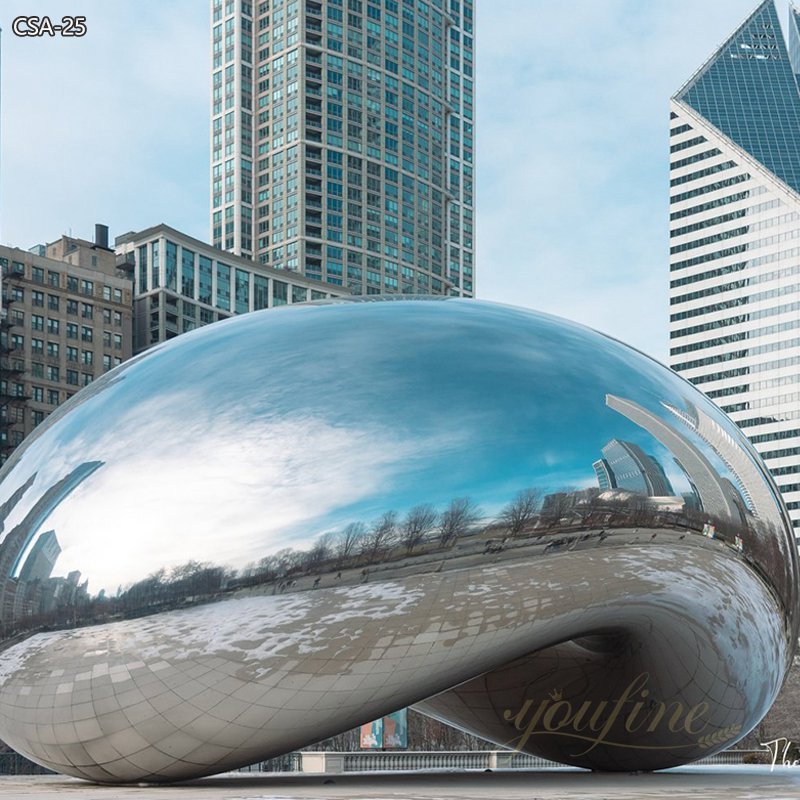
[669,0,800,535]
[210,0,475,297]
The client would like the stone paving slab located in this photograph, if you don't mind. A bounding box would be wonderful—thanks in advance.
[2,766,800,800]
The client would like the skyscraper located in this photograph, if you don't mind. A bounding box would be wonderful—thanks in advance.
[210,0,474,297]
[669,0,800,535]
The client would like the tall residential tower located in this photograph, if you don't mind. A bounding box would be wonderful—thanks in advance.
[669,0,800,534]
[210,0,474,296]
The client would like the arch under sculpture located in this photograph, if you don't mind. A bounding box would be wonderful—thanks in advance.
[0,298,795,782]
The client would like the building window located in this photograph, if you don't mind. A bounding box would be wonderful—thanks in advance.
[47,318,59,335]
[81,326,93,342]
[47,389,59,405]
[48,270,60,287]
[138,245,148,293]
[82,350,93,365]
[199,256,213,304]
[216,262,231,310]
[31,315,44,331]
[47,342,59,357]
[67,299,78,315]
[273,280,288,305]
[235,268,250,313]
[46,365,59,382]
[81,303,93,319]
[66,346,78,362]
[66,369,79,386]
[32,291,44,308]
[81,279,94,296]
[31,339,44,355]
[48,294,59,311]
[32,386,44,403]
[32,266,45,284]
[182,247,195,297]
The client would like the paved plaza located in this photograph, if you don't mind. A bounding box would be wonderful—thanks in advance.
[2,767,800,800]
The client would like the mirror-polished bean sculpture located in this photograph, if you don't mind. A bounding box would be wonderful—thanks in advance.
[0,298,796,782]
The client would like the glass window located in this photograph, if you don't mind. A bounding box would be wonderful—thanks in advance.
[166,241,178,291]
[273,280,288,306]
[199,256,213,304]
[151,241,160,288]
[139,244,148,293]
[235,269,250,313]
[254,275,268,309]
[182,248,195,297]
[292,285,308,303]
[216,262,231,310]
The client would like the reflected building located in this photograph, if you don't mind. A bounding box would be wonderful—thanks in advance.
[669,0,800,537]
[17,530,60,584]
[597,439,674,496]
[606,394,746,521]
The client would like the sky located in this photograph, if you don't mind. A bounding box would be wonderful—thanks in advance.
[0,0,781,363]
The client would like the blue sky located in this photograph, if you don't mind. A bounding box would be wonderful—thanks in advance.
[0,0,777,361]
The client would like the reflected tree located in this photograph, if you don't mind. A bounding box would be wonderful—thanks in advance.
[439,498,481,546]
[336,522,366,562]
[499,488,541,537]
[362,511,398,561]
[401,504,438,553]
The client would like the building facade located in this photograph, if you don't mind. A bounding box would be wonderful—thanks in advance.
[0,230,134,462]
[669,0,800,535]
[210,0,474,296]
[115,223,348,353]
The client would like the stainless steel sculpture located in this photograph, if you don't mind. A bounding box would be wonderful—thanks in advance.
[0,298,795,782]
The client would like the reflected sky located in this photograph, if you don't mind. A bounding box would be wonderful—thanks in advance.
[0,299,789,595]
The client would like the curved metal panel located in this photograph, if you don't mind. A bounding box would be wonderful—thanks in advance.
[0,298,795,781]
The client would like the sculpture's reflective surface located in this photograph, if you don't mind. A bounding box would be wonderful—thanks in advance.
[0,298,795,782]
